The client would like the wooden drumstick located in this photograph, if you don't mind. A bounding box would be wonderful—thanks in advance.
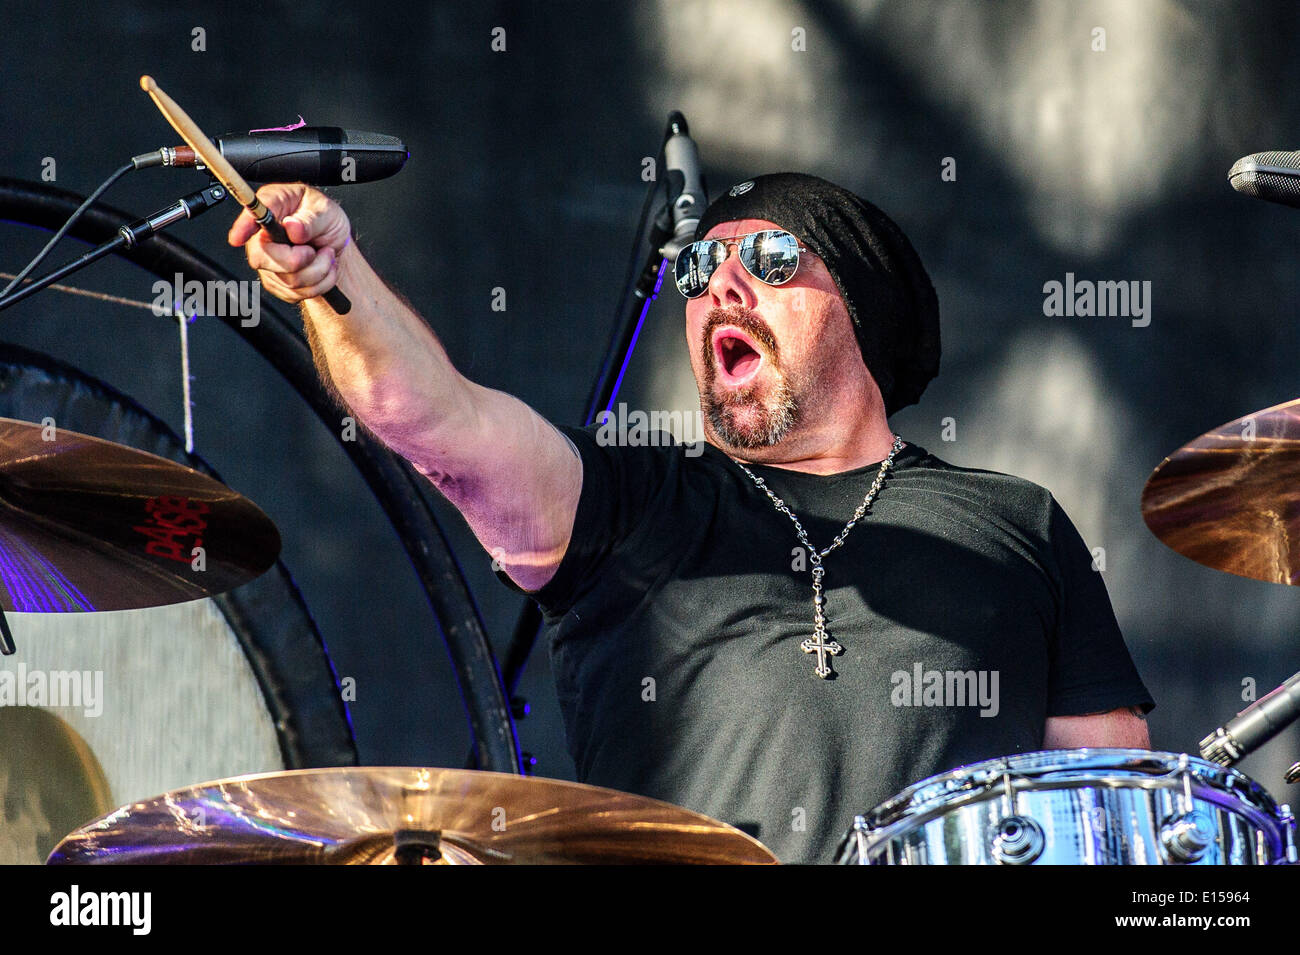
[139,75,351,314]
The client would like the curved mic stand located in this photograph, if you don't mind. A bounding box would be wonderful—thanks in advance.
[496,114,691,762]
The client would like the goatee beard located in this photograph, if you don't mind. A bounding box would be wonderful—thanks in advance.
[700,307,801,449]
[705,381,799,449]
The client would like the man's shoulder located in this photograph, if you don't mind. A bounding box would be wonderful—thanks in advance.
[558,421,722,467]
[899,442,1060,525]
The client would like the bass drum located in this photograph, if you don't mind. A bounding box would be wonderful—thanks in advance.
[0,344,357,865]
[837,748,1297,865]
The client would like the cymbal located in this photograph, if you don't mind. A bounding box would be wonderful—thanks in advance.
[0,417,279,613]
[46,767,780,864]
[1141,398,1300,584]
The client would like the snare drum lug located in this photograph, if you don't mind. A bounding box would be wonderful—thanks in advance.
[849,814,871,865]
[834,814,873,865]
[1159,812,1214,864]
[1280,805,1297,864]
[1176,753,1196,816]
[989,815,1045,865]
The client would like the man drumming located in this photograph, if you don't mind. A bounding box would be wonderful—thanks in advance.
[229,171,1154,864]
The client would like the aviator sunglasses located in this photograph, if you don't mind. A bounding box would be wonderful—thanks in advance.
[673,229,811,298]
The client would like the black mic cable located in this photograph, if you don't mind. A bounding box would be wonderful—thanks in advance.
[0,162,137,299]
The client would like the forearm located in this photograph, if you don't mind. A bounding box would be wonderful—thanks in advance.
[303,248,580,589]
[1043,707,1151,749]
[230,184,583,589]
[301,241,473,462]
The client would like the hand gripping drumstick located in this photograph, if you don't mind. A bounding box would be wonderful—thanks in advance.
[139,75,352,314]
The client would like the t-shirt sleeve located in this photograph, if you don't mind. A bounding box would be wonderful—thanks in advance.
[492,423,674,619]
[1044,496,1156,717]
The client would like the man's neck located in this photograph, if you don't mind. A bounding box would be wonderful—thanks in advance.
[713,416,900,476]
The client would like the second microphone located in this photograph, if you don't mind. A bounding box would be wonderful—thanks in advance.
[139,127,409,186]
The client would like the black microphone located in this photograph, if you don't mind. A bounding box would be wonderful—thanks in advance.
[134,127,409,185]
[661,112,708,259]
[1228,150,1300,208]
[1200,671,1300,766]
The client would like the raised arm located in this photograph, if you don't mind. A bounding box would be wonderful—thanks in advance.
[228,183,580,592]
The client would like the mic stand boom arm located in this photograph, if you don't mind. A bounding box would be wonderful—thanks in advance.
[0,183,229,314]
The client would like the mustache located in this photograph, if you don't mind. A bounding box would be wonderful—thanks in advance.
[701,306,780,361]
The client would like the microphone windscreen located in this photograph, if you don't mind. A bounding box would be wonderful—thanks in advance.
[1229,150,1300,207]
[217,128,409,186]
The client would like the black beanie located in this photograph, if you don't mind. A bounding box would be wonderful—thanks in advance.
[694,172,941,416]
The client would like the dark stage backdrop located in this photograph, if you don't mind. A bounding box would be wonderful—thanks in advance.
[3,0,1299,804]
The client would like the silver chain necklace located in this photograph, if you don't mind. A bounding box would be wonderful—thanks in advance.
[734,434,904,679]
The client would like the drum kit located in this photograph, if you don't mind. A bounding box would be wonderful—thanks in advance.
[0,395,1289,865]
[836,750,1295,866]
[833,398,1300,866]
[4,76,1298,866]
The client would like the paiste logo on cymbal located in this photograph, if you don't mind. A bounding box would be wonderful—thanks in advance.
[133,495,210,566]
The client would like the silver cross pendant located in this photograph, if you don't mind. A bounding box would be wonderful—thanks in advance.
[800,633,843,679]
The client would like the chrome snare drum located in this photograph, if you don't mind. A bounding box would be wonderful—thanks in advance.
[836,749,1297,865]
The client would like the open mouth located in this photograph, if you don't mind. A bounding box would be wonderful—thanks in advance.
[711,326,764,387]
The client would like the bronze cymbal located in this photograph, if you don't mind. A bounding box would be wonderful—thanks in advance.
[46,767,780,865]
[1141,398,1300,584]
[0,417,279,614]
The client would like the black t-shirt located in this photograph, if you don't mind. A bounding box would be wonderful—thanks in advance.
[496,426,1155,864]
